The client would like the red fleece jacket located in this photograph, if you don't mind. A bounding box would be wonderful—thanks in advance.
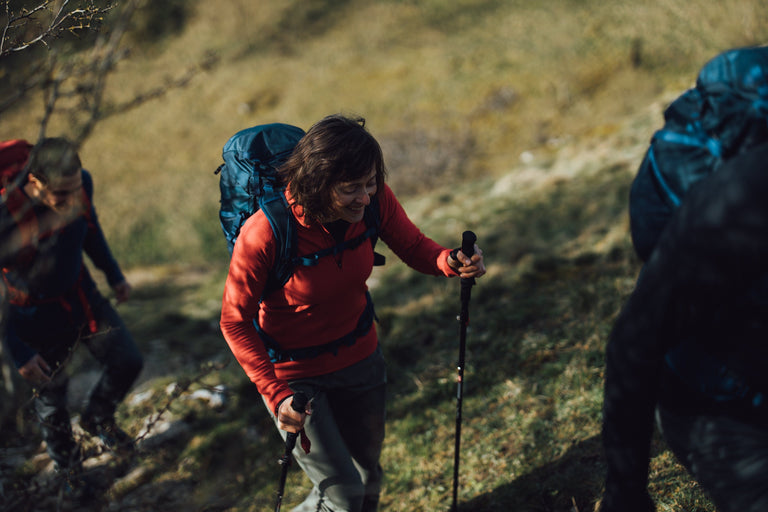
[220,184,455,413]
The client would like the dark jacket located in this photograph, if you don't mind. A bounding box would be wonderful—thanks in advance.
[0,170,125,367]
[602,142,768,511]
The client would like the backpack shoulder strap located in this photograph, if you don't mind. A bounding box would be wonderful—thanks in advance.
[364,195,380,244]
[292,196,385,268]
[261,192,385,298]
[365,195,385,266]
[259,188,296,293]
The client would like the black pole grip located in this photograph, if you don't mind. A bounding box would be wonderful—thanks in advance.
[276,392,309,512]
[461,231,476,258]
[291,392,309,413]
[283,392,308,451]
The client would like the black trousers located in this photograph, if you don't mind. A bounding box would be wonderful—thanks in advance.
[16,293,143,468]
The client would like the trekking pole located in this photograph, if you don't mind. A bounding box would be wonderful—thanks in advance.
[275,392,309,512]
[451,231,477,512]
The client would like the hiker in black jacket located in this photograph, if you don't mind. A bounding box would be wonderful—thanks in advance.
[601,143,768,512]
[0,138,143,481]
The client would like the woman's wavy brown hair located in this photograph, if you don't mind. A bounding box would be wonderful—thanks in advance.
[278,114,387,223]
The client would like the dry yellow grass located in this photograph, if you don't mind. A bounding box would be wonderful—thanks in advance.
[2,0,764,267]
[2,2,767,510]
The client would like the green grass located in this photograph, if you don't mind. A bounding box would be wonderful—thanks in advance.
[2,0,767,510]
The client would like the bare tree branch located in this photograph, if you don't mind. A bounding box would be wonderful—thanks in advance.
[0,0,114,58]
[1,0,218,146]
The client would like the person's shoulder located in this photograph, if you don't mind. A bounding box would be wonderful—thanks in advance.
[375,182,403,218]
[377,183,396,206]
[239,209,276,244]
[0,182,31,216]
[230,209,280,265]
[729,141,768,169]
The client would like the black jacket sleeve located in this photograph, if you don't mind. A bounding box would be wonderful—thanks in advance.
[81,170,125,287]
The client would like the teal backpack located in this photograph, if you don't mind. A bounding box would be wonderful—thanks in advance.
[215,122,383,295]
[629,45,768,261]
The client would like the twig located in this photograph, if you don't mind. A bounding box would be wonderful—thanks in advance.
[0,0,114,58]
[133,360,229,444]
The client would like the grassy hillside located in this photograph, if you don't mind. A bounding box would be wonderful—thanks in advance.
[1,0,767,510]
[1,0,764,268]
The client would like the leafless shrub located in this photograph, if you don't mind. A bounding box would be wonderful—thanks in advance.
[0,0,216,145]
[0,0,113,58]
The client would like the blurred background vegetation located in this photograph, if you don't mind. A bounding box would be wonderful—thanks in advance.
[2,0,763,268]
[1,1,766,510]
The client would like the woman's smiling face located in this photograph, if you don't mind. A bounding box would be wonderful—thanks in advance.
[329,169,378,223]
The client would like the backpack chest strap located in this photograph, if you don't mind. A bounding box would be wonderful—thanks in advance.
[292,225,378,267]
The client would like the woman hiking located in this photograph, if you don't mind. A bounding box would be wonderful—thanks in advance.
[220,114,485,512]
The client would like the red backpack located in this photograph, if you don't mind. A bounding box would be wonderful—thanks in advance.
[0,139,32,191]
[0,140,37,258]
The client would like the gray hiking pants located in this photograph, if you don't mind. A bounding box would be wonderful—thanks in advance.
[657,405,768,512]
[266,346,387,512]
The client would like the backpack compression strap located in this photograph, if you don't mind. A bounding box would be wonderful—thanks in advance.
[255,196,383,361]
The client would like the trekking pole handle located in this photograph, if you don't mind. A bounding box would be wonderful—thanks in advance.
[276,392,309,512]
[459,231,476,301]
[461,231,476,258]
[290,392,309,414]
[283,392,308,447]
[281,392,309,458]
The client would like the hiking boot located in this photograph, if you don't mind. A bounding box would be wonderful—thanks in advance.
[81,414,135,452]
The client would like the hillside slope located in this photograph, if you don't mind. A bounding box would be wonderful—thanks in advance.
[1,1,767,510]
[1,0,764,269]
[0,98,696,512]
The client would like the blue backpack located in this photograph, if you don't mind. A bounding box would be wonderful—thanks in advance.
[215,123,383,295]
[629,45,768,261]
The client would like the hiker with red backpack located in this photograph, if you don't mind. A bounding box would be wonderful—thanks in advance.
[601,46,768,512]
[0,138,142,489]
[219,114,485,512]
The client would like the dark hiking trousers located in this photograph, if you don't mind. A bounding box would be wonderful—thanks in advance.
[18,293,143,468]
[266,346,387,512]
[657,405,768,512]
